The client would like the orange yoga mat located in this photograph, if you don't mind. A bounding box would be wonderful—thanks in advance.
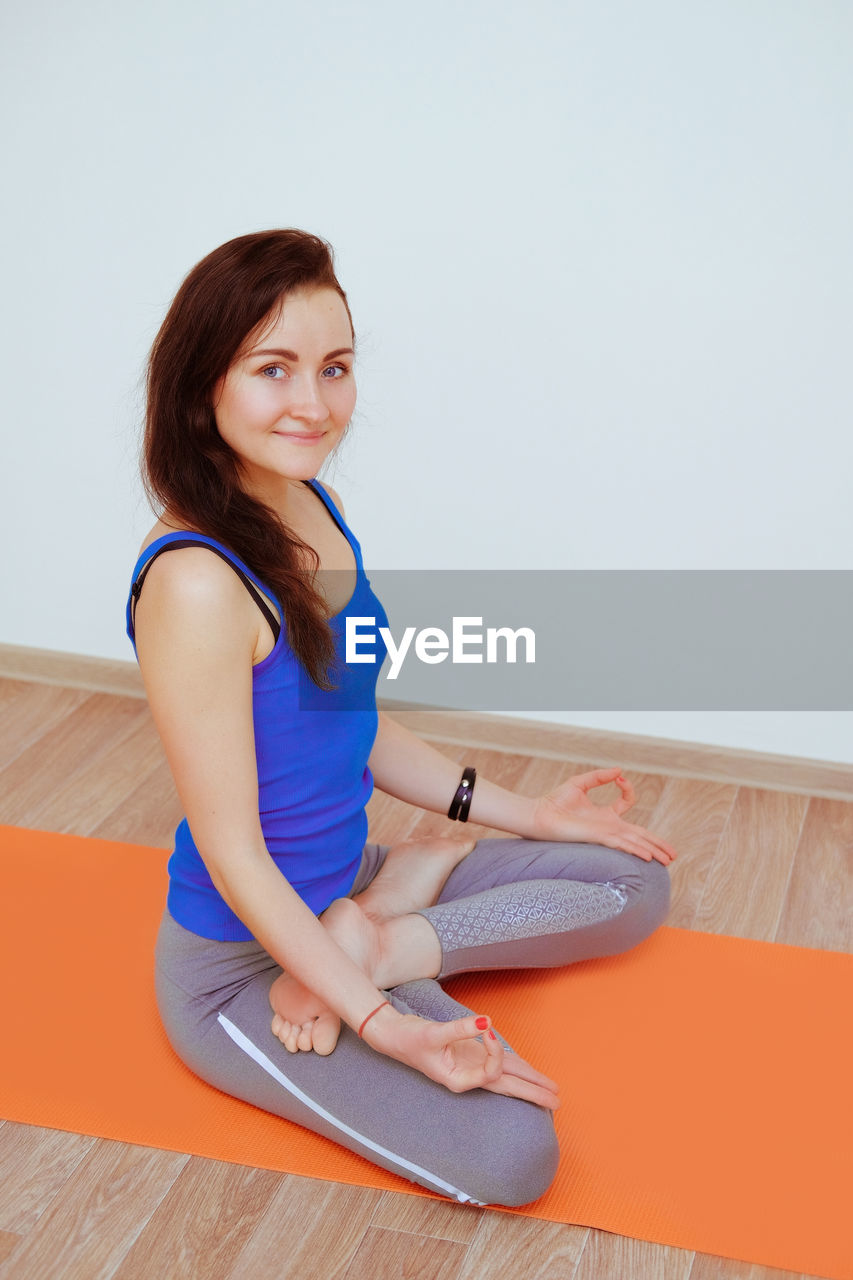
[2,825,851,1279]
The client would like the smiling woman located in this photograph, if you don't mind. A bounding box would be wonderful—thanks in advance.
[212,291,357,501]
[140,230,358,688]
[125,228,675,1208]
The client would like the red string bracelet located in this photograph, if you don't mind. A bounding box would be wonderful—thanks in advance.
[358,1001,391,1038]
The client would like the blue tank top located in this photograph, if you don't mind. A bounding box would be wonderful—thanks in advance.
[125,481,389,940]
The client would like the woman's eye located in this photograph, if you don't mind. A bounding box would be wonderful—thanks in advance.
[322,363,349,379]
[261,365,285,379]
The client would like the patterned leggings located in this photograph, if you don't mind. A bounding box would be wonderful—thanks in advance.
[154,838,670,1207]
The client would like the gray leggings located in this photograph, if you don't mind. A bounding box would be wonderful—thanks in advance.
[154,839,670,1207]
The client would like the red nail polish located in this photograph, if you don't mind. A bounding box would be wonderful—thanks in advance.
[488,1029,498,1040]
[475,1016,489,1030]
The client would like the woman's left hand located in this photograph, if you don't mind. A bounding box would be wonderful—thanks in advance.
[531,767,677,866]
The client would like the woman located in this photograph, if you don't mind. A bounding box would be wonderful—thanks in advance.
[126,229,676,1207]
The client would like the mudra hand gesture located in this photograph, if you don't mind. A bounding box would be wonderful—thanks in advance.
[531,767,677,866]
[364,1006,560,1109]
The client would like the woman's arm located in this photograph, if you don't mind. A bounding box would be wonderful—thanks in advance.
[134,547,391,1031]
[368,710,540,835]
[368,710,678,865]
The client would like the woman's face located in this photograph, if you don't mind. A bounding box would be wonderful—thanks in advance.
[212,286,356,504]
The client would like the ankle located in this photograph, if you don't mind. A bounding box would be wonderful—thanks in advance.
[374,913,442,988]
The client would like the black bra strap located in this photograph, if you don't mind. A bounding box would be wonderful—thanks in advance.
[131,540,281,645]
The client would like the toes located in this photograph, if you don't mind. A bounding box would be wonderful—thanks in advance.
[296,1021,315,1052]
[272,1016,301,1053]
[272,1012,341,1056]
[311,1011,342,1056]
[271,1014,295,1050]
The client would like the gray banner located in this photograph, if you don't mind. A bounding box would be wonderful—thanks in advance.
[328,570,853,711]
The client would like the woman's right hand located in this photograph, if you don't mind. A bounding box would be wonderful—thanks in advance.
[363,1007,560,1110]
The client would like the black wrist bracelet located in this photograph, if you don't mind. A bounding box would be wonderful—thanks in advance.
[448,766,476,822]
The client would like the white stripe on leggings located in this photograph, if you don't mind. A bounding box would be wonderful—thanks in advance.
[216,1012,485,1205]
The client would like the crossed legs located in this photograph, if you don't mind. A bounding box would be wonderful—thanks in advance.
[268,834,475,1053]
[269,835,670,1052]
[157,837,669,1206]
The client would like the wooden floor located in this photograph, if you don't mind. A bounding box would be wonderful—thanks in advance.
[0,674,850,1280]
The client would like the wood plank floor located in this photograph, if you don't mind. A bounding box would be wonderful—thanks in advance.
[0,675,849,1280]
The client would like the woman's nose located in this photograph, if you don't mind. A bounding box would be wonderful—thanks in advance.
[289,376,330,423]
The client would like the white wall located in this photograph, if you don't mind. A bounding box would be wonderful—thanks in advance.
[2,0,851,763]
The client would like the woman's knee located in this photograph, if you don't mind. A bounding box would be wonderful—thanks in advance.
[638,856,671,926]
[611,856,671,949]
[464,1102,560,1207]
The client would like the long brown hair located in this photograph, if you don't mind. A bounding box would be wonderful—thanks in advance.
[142,229,354,689]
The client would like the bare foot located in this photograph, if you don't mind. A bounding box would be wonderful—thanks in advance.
[354,834,476,923]
[269,1003,342,1056]
[268,892,445,1055]
[268,976,342,1056]
[268,898,382,1056]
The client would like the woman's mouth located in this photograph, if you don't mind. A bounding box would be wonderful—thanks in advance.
[273,430,325,443]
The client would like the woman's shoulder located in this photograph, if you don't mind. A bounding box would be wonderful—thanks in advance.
[133,517,279,663]
[134,517,253,616]
[137,514,198,558]
[135,517,238,580]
